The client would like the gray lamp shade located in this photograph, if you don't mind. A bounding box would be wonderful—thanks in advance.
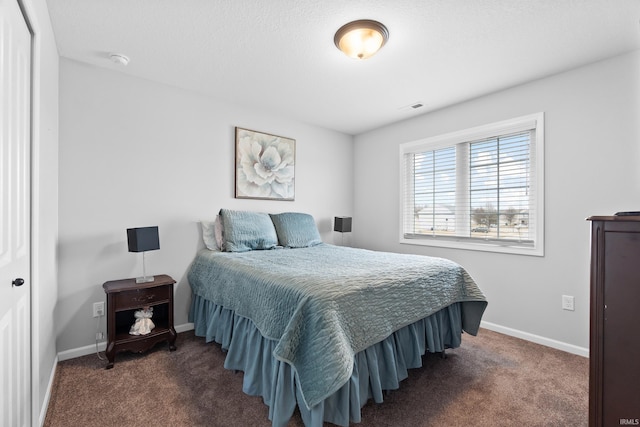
[127,226,160,252]
[333,217,352,233]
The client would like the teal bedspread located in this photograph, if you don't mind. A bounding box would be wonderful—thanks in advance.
[187,244,487,409]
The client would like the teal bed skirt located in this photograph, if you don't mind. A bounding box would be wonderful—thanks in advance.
[189,294,464,427]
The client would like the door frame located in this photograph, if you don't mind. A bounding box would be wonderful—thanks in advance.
[14,0,41,424]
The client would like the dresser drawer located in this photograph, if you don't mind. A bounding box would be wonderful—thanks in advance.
[113,285,171,310]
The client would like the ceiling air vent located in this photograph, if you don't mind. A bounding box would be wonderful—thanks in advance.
[398,101,425,112]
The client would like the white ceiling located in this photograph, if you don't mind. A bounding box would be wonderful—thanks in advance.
[46,0,640,135]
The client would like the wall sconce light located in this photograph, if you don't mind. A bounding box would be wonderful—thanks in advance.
[334,20,389,59]
[127,226,160,283]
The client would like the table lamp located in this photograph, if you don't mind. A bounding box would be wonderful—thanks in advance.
[127,226,160,283]
[334,216,352,245]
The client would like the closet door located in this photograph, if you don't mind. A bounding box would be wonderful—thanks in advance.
[0,0,33,426]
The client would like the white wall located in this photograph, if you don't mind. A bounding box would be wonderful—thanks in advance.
[23,0,60,423]
[57,59,354,353]
[354,50,640,352]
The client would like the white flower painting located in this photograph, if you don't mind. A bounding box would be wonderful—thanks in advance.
[235,128,295,200]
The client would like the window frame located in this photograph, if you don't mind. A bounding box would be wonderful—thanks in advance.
[399,113,544,256]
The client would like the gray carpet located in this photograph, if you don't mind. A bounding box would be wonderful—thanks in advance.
[44,328,588,426]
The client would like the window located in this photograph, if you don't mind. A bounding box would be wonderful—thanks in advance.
[400,113,544,256]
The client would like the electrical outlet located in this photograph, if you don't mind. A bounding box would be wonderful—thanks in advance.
[93,301,105,317]
[562,295,575,311]
[96,332,104,340]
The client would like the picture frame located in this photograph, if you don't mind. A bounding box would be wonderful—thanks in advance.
[235,127,296,200]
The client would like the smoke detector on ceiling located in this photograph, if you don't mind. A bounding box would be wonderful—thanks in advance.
[109,53,129,66]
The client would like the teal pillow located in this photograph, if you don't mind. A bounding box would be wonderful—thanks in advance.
[220,209,278,252]
[269,212,322,248]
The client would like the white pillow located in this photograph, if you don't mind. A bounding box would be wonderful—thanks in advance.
[201,215,224,250]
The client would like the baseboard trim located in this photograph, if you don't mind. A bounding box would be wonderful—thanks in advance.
[175,322,194,333]
[57,323,195,362]
[57,321,588,361]
[480,321,589,358]
[39,355,58,426]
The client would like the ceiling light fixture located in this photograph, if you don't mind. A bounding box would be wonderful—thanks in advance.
[109,53,130,66]
[334,19,389,60]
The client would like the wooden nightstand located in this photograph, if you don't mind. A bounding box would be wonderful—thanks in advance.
[102,274,177,369]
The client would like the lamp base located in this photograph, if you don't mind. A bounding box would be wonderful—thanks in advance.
[135,275,155,284]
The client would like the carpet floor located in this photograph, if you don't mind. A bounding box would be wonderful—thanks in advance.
[44,328,588,426]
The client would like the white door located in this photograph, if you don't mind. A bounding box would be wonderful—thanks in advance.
[0,0,32,425]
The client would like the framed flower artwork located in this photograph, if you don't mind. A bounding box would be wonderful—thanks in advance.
[235,127,295,200]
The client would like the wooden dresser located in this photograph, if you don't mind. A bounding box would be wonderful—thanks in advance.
[587,216,640,427]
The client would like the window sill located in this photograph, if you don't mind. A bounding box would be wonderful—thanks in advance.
[399,236,544,256]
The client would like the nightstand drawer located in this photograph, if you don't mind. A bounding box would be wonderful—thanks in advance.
[113,286,170,310]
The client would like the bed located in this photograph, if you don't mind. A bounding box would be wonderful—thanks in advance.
[188,209,487,427]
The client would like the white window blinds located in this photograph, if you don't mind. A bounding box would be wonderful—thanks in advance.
[400,113,544,256]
